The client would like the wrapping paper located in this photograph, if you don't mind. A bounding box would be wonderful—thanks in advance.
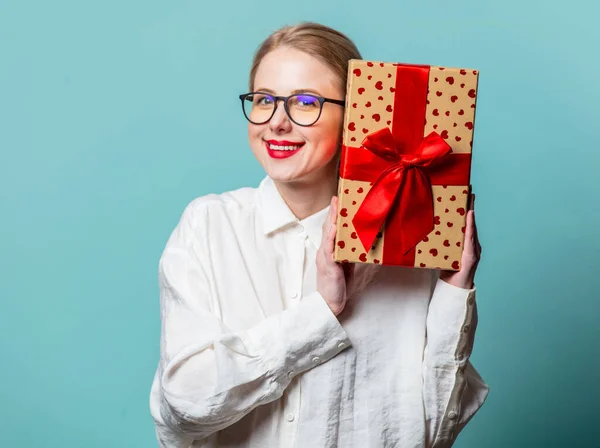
[334,60,479,270]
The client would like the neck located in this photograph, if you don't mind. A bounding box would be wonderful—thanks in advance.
[273,164,339,221]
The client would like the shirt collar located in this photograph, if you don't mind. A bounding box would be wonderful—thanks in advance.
[259,176,330,247]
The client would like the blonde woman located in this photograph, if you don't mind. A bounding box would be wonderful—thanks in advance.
[150,22,488,448]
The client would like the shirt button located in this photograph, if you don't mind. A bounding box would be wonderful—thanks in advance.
[448,410,458,420]
[312,356,321,364]
[463,325,470,333]
[287,370,294,378]
[338,342,346,350]
[286,412,295,422]
[291,291,299,299]
[468,296,474,306]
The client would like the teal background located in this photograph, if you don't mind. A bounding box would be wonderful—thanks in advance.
[1,0,598,446]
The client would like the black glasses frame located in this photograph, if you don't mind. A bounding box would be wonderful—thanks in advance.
[239,92,346,127]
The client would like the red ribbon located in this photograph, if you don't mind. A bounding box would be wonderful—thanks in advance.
[340,64,471,266]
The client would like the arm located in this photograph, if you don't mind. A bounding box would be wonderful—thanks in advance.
[149,203,351,446]
[422,275,489,448]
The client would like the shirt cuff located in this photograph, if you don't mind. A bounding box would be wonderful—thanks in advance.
[246,291,351,384]
[426,278,476,365]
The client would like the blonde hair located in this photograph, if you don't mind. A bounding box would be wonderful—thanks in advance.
[248,22,362,91]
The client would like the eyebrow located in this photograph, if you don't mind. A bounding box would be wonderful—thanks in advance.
[254,88,324,96]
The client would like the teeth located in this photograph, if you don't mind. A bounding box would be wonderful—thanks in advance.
[269,144,301,151]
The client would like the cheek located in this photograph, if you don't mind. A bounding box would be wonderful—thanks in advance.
[306,128,341,159]
[327,109,345,137]
[248,124,263,146]
[317,115,344,147]
[319,111,344,141]
[248,123,257,138]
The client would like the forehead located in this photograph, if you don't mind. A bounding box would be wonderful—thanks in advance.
[253,46,342,96]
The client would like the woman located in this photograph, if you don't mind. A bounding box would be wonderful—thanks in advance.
[150,22,488,448]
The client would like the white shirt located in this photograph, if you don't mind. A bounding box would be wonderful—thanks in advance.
[150,176,489,448]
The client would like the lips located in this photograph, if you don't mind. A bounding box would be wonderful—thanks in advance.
[265,140,305,159]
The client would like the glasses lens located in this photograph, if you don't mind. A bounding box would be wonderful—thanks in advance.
[288,94,321,126]
[243,93,274,124]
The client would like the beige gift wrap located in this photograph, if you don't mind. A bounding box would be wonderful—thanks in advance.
[333,60,479,270]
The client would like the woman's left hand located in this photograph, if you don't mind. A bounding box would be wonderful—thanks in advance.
[439,193,482,290]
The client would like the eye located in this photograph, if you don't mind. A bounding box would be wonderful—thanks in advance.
[293,94,319,108]
[253,93,274,106]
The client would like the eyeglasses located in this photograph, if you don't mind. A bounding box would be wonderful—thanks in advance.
[239,92,346,127]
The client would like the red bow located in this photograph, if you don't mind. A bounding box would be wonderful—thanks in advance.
[352,128,452,254]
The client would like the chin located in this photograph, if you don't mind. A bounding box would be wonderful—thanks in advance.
[255,154,305,184]
[265,168,309,184]
[268,163,337,187]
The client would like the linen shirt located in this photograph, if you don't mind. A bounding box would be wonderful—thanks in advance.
[149,176,489,448]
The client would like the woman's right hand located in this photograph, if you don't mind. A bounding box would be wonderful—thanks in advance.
[316,196,354,316]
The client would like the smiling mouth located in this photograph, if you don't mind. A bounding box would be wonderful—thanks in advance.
[265,140,304,159]
[269,144,301,150]
[265,141,305,151]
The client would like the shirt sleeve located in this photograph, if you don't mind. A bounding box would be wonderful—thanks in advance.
[422,272,490,448]
[149,202,351,445]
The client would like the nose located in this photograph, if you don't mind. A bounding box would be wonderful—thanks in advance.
[269,100,293,133]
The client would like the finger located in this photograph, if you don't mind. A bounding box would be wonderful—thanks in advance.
[461,211,480,267]
[324,196,338,256]
[322,197,336,246]
[328,197,340,259]
[468,192,479,242]
[330,196,338,230]
[472,222,481,258]
[322,196,334,234]
[464,209,475,243]
[472,207,480,246]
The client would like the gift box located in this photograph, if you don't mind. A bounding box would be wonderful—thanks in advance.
[333,60,479,270]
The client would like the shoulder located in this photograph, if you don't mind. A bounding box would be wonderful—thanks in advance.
[181,185,259,225]
[167,183,261,248]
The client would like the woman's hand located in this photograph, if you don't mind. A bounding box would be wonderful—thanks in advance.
[439,193,482,289]
[316,196,354,316]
